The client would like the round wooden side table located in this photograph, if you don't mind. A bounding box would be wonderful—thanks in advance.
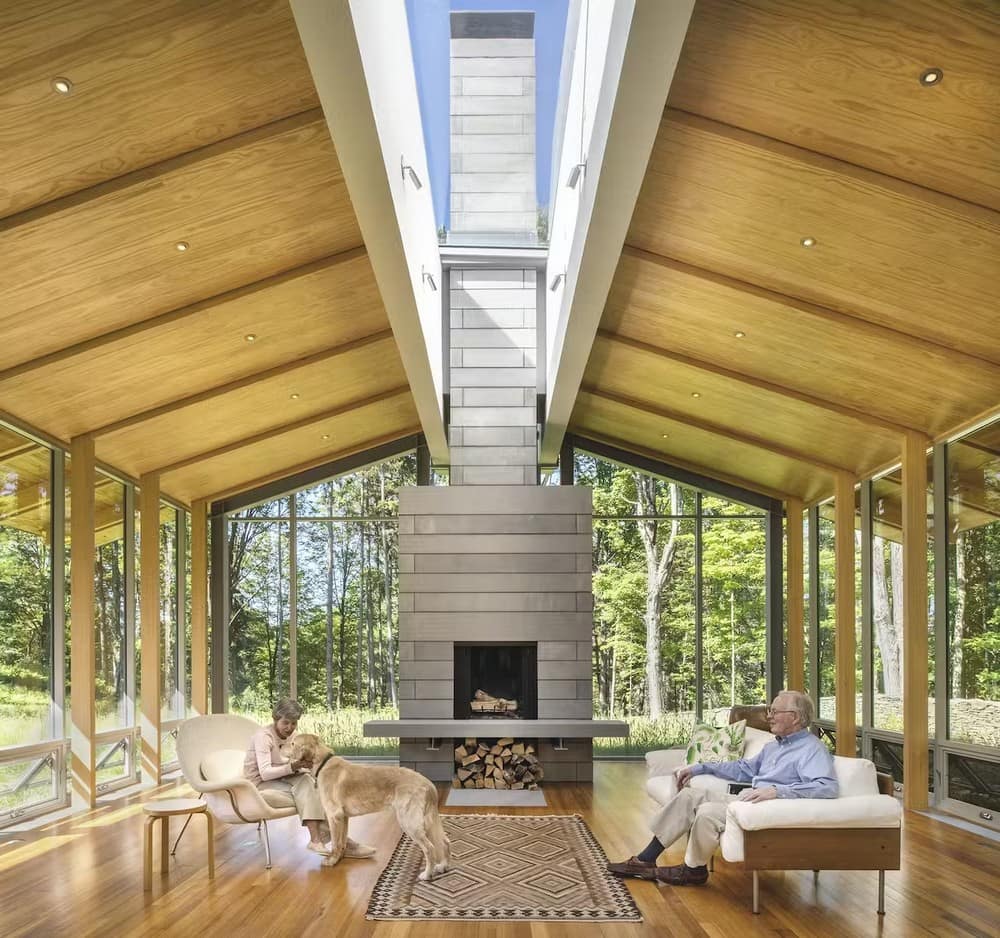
[142,798,214,890]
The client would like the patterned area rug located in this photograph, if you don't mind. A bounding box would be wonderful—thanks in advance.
[367,814,641,922]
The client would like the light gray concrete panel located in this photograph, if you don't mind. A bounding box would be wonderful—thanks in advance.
[413,680,453,699]
[400,486,591,514]
[457,426,529,447]
[576,592,594,611]
[451,328,535,348]
[538,641,578,660]
[398,641,414,661]
[414,762,454,782]
[577,641,593,661]
[450,287,535,309]
[450,38,535,58]
[402,572,588,593]
[413,553,579,574]
[577,554,592,573]
[451,134,533,154]
[537,659,592,681]
[397,680,415,700]
[458,309,527,329]
[410,516,580,537]
[398,553,414,574]
[399,533,592,554]
[450,308,464,329]
[452,56,535,76]
[460,76,525,96]
[413,641,454,660]
[538,680,580,699]
[576,514,593,535]
[367,720,627,738]
[454,269,527,287]
[451,211,536,230]
[454,466,531,485]
[459,347,528,368]
[452,172,535,193]
[576,762,594,783]
[449,406,535,427]
[451,95,536,116]
[577,680,594,699]
[450,446,537,466]
[397,515,414,534]
[397,592,414,612]
[448,427,464,447]
[540,762,578,782]
[537,699,593,719]
[398,612,593,642]
[450,348,463,368]
[415,592,577,613]
[455,153,534,173]
[399,659,454,680]
[450,367,535,388]
[453,192,536,214]
[400,699,453,720]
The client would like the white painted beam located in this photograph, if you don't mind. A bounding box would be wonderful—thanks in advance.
[540,0,695,463]
[291,0,447,461]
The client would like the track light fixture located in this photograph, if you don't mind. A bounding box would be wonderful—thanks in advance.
[566,162,586,189]
[549,271,566,291]
[401,157,423,190]
[422,266,437,291]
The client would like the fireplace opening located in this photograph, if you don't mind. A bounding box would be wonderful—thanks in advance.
[453,642,537,720]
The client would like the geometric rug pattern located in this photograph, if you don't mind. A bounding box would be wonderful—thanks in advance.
[367,814,642,921]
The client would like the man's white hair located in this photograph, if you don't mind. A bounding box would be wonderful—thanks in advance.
[776,689,815,728]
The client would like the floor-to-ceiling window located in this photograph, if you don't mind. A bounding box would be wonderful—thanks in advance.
[227,453,417,756]
[573,447,773,757]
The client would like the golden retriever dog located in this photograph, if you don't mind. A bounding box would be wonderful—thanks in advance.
[282,734,450,880]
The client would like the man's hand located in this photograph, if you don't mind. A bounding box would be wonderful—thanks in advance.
[738,786,778,803]
[291,758,312,772]
[674,765,696,789]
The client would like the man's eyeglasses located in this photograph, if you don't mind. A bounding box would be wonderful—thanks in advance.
[765,708,797,717]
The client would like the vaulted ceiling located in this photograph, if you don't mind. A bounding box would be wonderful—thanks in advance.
[570,0,1000,505]
[0,0,419,509]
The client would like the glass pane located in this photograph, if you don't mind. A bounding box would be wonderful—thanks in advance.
[948,424,1000,749]
[95,477,127,731]
[817,512,836,722]
[0,751,58,819]
[96,736,132,788]
[160,726,178,766]
[947,752,1000,813]
[802,513,812,697]
[184,511,192,715]
[701,518,767,714]
[160,505,179,720]
[870,737,934,791]
[0,429,54,747]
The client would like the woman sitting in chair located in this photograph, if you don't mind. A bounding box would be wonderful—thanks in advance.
[244,697,375,858]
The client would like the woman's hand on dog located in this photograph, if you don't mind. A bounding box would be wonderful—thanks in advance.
[291,758,313,772]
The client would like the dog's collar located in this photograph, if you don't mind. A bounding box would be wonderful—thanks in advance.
[311,752,335,784]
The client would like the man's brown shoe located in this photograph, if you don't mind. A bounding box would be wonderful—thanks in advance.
[606,856,658,880]
[655,863,709,886]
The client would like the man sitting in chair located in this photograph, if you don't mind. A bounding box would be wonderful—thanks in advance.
[608,690,837,885]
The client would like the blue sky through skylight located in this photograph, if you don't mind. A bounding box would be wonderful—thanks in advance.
[406,0,569,234]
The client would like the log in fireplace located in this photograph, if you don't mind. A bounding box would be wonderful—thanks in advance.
[453,642,538,720]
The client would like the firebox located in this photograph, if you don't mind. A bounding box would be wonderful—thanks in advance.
[453,642,537,720]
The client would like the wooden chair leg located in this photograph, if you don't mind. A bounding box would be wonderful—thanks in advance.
[878,870,885,915]
[143,817,156,891]
[708,854,715,872]
[160,816,169,874]
[752,870,760,914]
[205,813,215,880]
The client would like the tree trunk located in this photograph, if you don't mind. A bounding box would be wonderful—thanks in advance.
[609,645,617,719]
[889,540,905,699]
[326,485,336,709]
[951,531,966,698]
[275,524,284,698]
[872,536,902,697]
[357,521,365,708]
[380,468,397,708]
[730,590,736,708]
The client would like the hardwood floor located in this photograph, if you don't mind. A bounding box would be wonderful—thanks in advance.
[1,763,997,937]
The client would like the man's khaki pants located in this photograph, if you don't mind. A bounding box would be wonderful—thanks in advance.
[649,785,737,867]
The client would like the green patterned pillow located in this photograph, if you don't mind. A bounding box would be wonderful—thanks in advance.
[684,719,747,765]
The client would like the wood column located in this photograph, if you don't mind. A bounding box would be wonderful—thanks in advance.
[140,473,162,784]
[190,499,209,715]
[834,473,857,755]
[69,435,97,809]
[902,432,929,809]
[785,496,805,692]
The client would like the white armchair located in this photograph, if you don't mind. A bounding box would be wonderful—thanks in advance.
[176,714,298,868]
[645,712,902,914]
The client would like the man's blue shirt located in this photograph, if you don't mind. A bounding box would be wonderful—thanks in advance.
[690,729,839,799]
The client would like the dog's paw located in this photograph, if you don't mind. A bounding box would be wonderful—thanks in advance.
[418,870,432,881]
[434,862,448,874]
[321,856,340,868]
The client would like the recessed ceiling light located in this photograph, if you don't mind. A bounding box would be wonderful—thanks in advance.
[691,392,701,399]
[800,236,816,248]
[322,434,331,441]
[51,77,73,95]
[290,392,300,400]
[661,433,669,439]
[244,333,257,343]
[734,330,746,338]
[175,241,189,252]
[919,68,943,86]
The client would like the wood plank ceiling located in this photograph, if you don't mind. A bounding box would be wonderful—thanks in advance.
[0,0,419,511]
[571,0,1000,505]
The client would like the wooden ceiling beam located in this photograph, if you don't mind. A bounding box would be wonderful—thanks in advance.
[0,246,367,382]
[580,385,850,475]
[90,329,395,438]
[0,108,326,232]
[204,426,423,504]
[156,386,411,475]
[596,330,914,436]
[620,244,1000,373]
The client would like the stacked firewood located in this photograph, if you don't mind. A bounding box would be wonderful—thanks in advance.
[452,737,543,789]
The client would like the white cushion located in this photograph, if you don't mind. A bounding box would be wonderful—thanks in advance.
[646,769,729,806]
[726,794,902,832]
[200,749,246,782]
[743,726,775,758]
[260,788,296,809]
[645,748,686,778]
[834,755,879,797]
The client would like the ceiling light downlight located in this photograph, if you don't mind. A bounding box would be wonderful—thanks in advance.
[290,393,300,400]
[919,68,943,86]
[175,241,190,252]
[244,333,257,343]
[52,77,73,95]
[800,236,816,248]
